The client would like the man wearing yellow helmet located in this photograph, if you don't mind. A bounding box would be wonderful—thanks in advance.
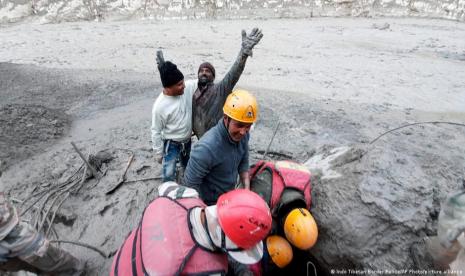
[183,89,258,206]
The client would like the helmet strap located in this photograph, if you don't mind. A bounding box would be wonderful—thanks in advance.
[226,116,231,130]
[224,117,235,141]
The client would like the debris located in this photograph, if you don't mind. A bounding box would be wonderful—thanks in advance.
[263,120,281,160]
[54,208,77,226]
[136,165,151,174]
[50,240,107,258]
[253,149,293,160]
[45,191,71,236]
[98,202,117,216]
[71,142,101,179]
[105,152,135,194]
[124,176,163,183]
[19,145,114,239]
[369,121,465,145]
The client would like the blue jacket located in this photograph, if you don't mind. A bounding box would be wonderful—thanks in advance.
[183,119,249,205]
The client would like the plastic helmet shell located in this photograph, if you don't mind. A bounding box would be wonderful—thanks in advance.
[284,208,318,250]
[266,235,293,268]
[217,189,272,249]
[222,89,258,124]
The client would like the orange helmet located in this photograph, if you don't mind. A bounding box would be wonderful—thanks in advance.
[223,89,258,123]
[266,235,293,268]
[217,189,271,249]
[284,208,318,250]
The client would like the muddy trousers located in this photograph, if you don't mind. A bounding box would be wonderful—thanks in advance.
[0,245,83,275]
[0,222,84,275]
[162,139,191,182]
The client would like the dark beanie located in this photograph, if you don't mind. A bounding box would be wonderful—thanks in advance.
[198,62,215,78]
[159,61,184,88]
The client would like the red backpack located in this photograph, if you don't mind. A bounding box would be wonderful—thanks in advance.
[249,160,312,216]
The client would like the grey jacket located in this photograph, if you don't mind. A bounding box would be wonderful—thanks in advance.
[192,50,251,139]
[184,120,249,205]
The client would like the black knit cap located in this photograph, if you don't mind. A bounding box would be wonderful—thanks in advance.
[198,62,215,78]
[159,61,184,88]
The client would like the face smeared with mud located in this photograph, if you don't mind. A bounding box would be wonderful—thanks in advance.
[198,67,214,86]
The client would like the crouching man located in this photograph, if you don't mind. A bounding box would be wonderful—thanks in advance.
[110,182,272,275]
[0,193,84,275]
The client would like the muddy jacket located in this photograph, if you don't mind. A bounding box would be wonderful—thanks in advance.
[0,193,83,275]
[110,196,228,276]
[193,50,251,139]
[0,193,19,241]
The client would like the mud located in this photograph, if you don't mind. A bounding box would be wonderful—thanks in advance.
[0,18,464,275]
[0,104,70,173]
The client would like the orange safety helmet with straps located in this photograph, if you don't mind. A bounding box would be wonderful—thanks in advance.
[284,208,318,250]
[265,235,293,268]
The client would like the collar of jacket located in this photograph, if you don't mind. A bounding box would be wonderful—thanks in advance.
[197,81,213,93]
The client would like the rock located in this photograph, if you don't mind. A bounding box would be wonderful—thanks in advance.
[55,208,77,226]
[51,165,67,179]
[136,165,150,175]
[306,141,464,271]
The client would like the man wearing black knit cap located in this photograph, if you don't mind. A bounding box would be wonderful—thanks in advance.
[151,59,197,182]
[157,28,263,139]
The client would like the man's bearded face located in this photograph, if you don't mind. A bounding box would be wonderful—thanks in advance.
[198,67,214,85]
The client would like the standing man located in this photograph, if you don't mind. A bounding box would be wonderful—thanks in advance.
[193,28,263,139]
[156,28,263,139]
[183,89,258,205]
[151,57,197,182]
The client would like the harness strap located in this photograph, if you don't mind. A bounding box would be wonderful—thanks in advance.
[175,245,198,276]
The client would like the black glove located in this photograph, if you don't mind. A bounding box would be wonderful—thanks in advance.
[156,50,165,71]
[241,28,263,57]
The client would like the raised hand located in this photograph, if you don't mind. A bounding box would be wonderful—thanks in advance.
[241,28,263,57]
[156,50,165,70]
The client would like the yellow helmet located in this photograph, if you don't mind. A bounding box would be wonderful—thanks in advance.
[223,89,258,123]
[266,235,293,268]
[284,208,318,250]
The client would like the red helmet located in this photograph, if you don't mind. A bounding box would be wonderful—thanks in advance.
[217,189,272,249]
